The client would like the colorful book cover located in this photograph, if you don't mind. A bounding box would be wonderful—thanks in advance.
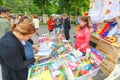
[29,70,52,80]
[28,62,52,80]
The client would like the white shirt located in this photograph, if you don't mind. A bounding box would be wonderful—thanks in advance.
[33,18,40,29]
[21,41,26,45]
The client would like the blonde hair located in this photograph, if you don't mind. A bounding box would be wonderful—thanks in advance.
[12,22,36,35]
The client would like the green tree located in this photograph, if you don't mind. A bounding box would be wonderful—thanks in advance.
[0,0,3,6]
[0,0,90,17]
[58,0,71,16]
[1,0,39,15]
[33,0,51,15]
[70,0,90,16]
[3,0,27,15]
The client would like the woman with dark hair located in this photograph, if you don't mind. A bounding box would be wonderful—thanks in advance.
[75,16,90,56]
[0,22,37,80]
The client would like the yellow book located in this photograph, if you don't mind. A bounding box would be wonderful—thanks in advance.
[29,70,52,80]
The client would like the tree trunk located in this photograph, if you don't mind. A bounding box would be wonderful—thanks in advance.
[66,0,70,17]
[76,7,78,16]
[42,0,46,14]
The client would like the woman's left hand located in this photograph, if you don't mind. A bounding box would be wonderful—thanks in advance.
[33,44,40,52]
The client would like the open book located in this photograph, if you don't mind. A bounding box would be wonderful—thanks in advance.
[35,43,52,56]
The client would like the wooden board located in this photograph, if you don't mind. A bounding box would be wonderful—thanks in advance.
[90,35,119,76]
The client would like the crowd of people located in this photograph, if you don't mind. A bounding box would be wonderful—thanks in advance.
[47,15,90,56]
[47,14,71,40]
[0,6,90,80]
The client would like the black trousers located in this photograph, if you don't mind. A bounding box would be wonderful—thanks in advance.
[64,29,70,40]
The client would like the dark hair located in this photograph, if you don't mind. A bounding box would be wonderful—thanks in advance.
[34,15,38,18]
[79,16,89,28]
[0,7,9,14]
[13,22,36,35]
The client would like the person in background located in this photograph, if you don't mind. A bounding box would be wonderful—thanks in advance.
[47,15,55,33]
[33,15,40,36]
[75,16,90,56]
[15,15,22,24]
[0,22,37,80]
[62,14,71,40]
[74,15,80,32]
[54,15,62,29]
[10,15,22,31]
[0,7,10,38]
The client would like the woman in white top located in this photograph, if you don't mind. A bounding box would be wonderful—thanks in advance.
[33,16,40,35]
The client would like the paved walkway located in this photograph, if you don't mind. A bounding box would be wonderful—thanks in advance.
[32,24,75,44]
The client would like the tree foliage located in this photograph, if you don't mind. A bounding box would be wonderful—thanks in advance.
[70,0,90,15]
[0,0,3,6]
[0,0,90,16]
